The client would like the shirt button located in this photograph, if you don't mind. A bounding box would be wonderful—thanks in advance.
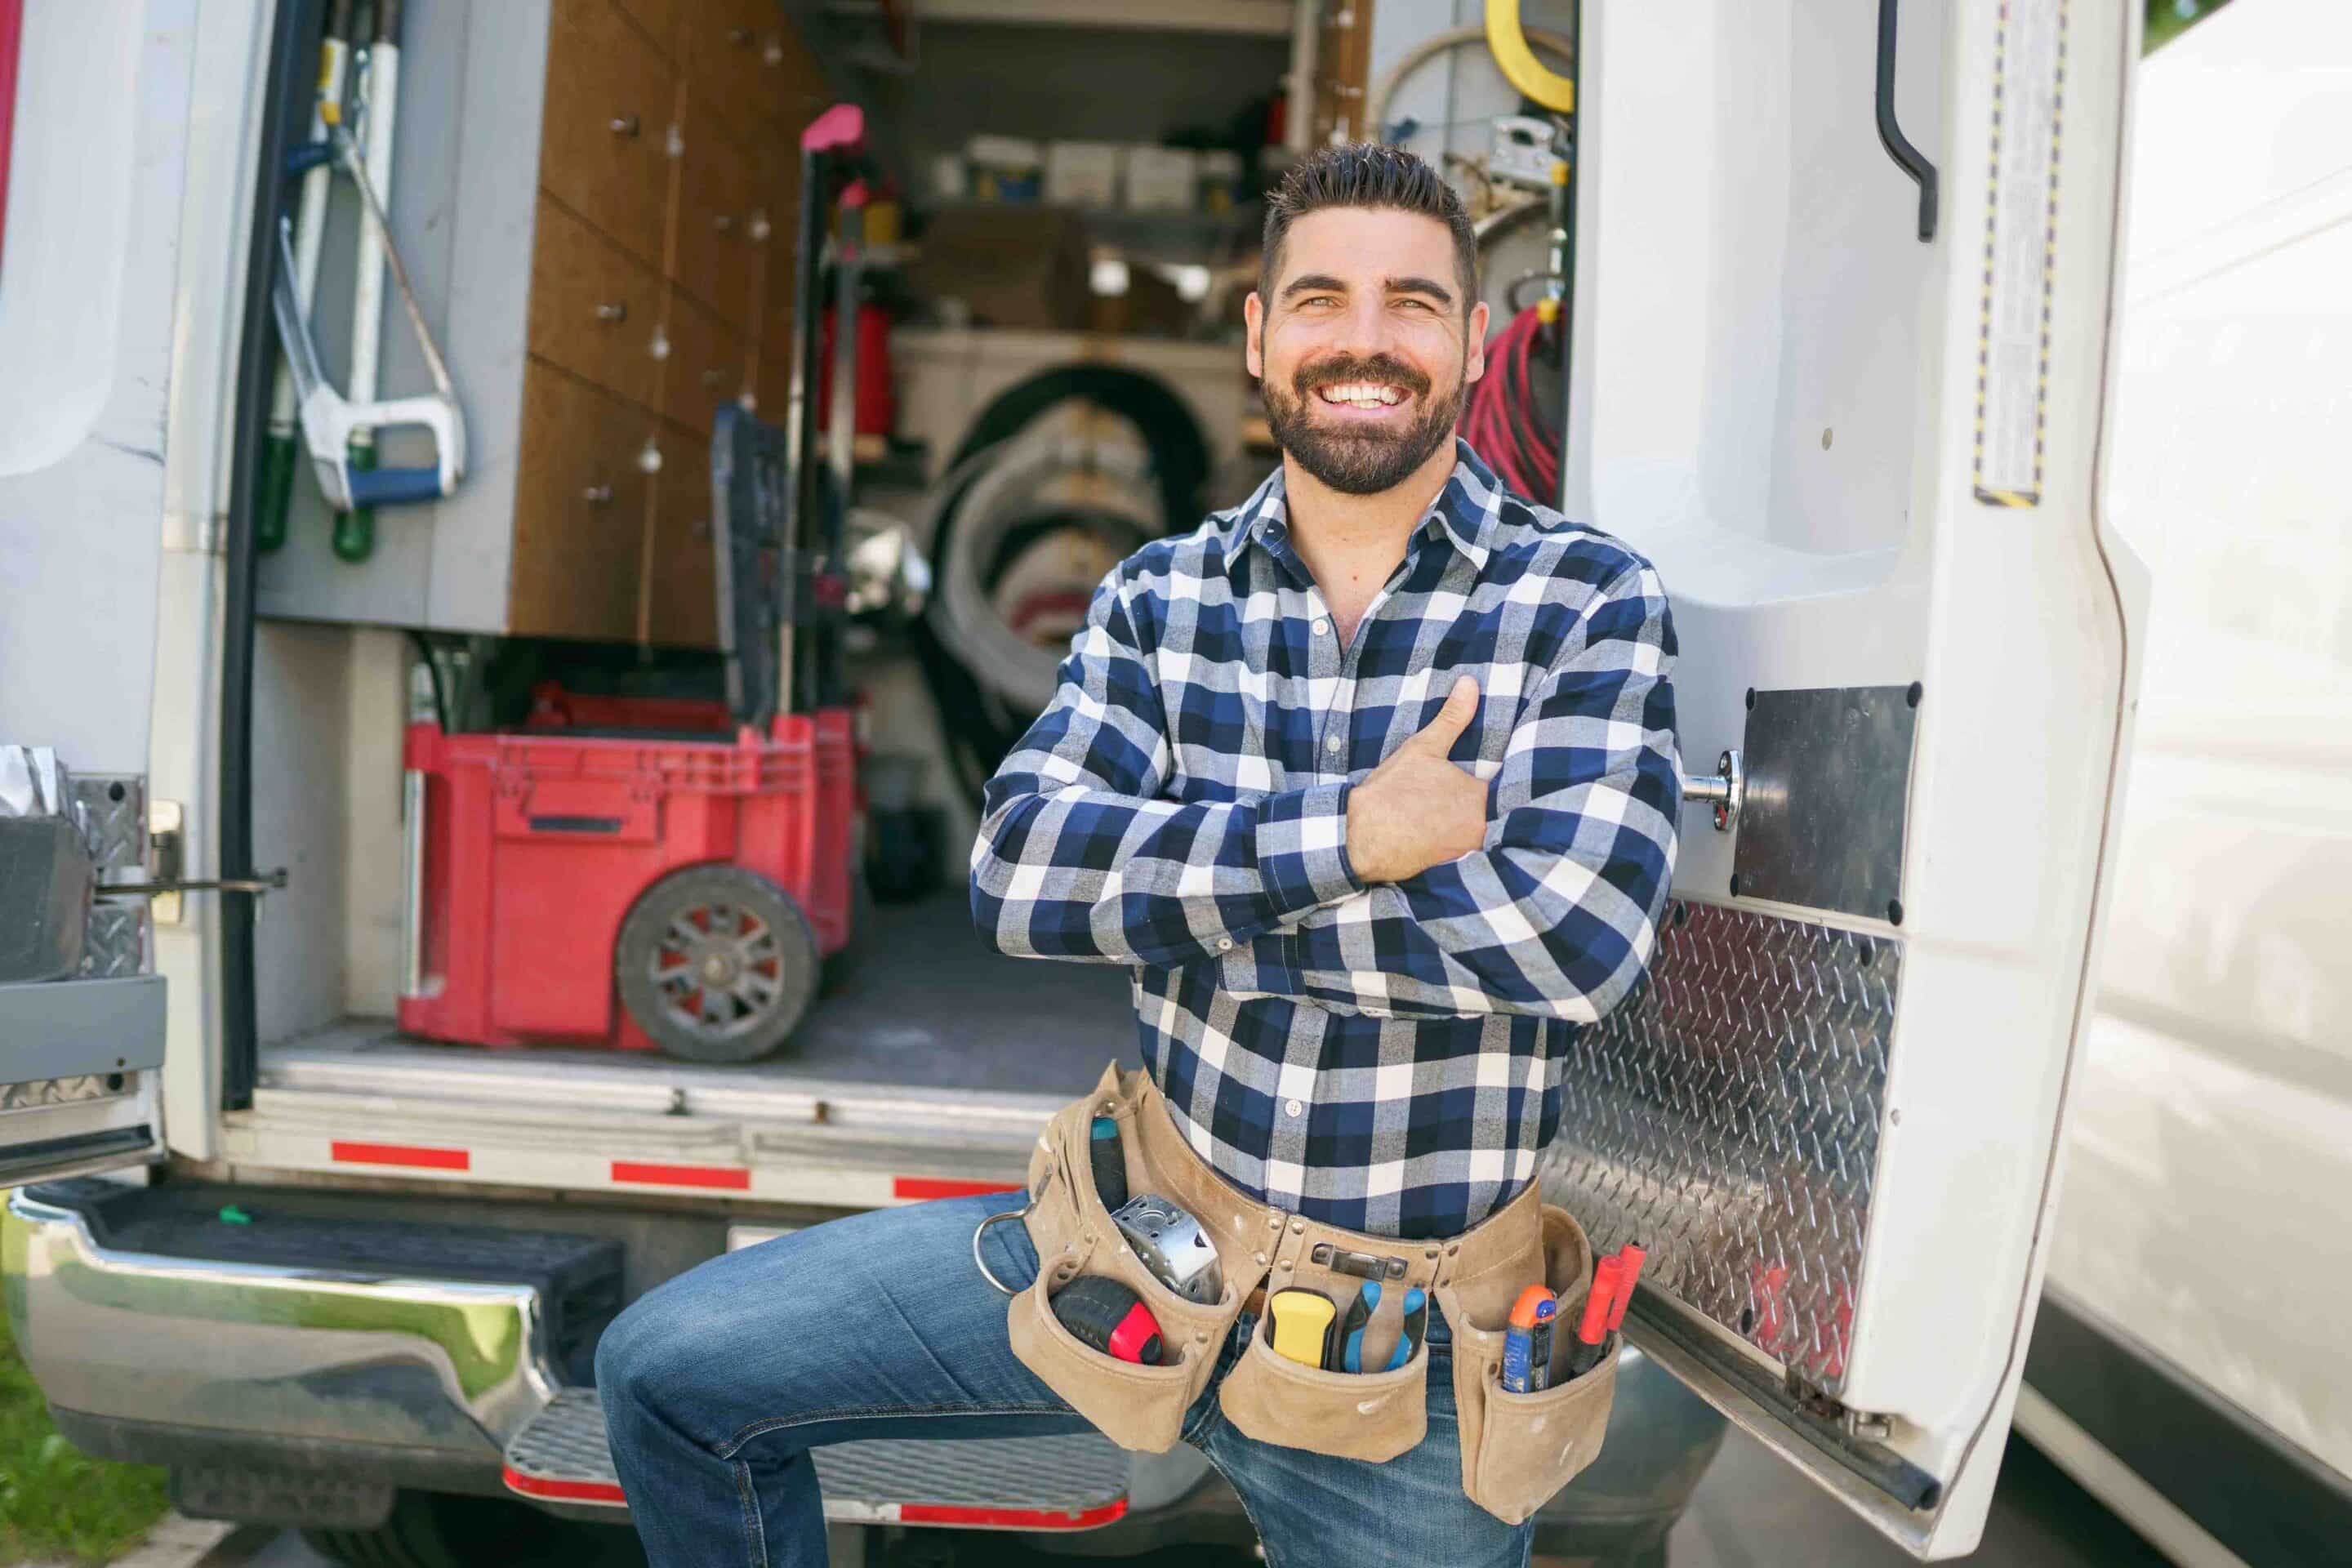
[1312,617,1330,635]
[1217,938,1233,952]
[1324,734,1343,753]
[1285,1098,1303,1117]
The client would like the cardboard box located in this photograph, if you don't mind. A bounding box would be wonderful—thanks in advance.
[965,135,1044,203]
[1046,141,1122,208]
[1124,145,1200,212]
[1089,265,1194,339]
[911,207,1092,332]
[1200,149,1246,214]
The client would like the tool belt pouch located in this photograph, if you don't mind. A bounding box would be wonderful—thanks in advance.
[1004,1062,1265,1453]
[1214,1276,1431,1464]
[1436,1203,1621,1525]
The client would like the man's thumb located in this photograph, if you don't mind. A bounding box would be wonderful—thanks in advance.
[1413,675,1481,751]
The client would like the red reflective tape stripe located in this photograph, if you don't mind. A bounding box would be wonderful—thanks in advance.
[612,1160,751,1191]
[893,1176,1023,1200]
[332,1140,470,1171]
[898,1499,1129,1530]
[501,1465,626,1505]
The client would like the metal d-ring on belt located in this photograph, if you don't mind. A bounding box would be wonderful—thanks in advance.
[973,1166,1057,1298]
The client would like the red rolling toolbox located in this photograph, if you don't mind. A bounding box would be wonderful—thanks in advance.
[521,681,733,735]
[398,107,877,1063]
[397,709,857,1061]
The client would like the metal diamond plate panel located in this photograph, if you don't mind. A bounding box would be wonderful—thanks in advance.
[506,1390,621,1486]
[509,1388,1129,1520]
[0,1073,136,1111]
[1539,899,1896,1393]
[68,776,146,869]
[82,903,148,978]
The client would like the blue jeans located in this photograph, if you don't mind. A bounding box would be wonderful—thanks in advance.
[598,1190,1535,1567]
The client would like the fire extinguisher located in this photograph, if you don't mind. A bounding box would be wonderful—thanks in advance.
[818,301,894,440]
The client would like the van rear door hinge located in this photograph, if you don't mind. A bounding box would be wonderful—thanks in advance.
[1785,1370,1895,1443]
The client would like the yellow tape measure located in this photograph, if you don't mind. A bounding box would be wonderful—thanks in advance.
[1268,1288,1338,1370]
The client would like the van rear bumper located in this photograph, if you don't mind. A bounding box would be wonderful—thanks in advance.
[6,1183,1727,1549]
[2,1184,558,1493]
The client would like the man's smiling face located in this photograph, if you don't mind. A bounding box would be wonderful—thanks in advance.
[1246,206,1489,497]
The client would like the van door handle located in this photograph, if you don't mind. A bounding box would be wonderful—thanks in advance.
[1875,0,1938,241]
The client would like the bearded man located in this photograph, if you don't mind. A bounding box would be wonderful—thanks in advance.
[599,143,1680,1568]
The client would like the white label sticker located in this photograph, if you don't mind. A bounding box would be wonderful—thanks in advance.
[1973,0,2069,509]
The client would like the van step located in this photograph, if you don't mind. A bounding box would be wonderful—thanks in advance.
[504,1388,1131,1531]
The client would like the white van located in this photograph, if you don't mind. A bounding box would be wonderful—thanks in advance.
[2,2,2144,1562]
[2015,2,2352,1562]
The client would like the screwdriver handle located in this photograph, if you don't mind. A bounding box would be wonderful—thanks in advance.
[1089,1117,1128,1210]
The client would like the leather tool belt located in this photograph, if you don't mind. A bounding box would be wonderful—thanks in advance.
[976,1061,1621,1525]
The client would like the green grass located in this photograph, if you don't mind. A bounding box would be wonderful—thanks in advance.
[2146,0,2237,52]
[0,1294,169,1566]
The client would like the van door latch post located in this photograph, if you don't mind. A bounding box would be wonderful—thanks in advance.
[1681,750,1744,831]
[135,802,287,924]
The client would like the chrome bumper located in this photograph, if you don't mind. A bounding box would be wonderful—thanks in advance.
[2,1186,1725,1539]
[2,1187,562,1472]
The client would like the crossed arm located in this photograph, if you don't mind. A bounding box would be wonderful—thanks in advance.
[968,561,1681,1021]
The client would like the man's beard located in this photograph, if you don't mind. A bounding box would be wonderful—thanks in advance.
[1263,353,1464,497]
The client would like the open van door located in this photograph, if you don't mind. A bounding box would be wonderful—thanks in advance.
[0,3,273,1182]
[1540,1,2146,1557]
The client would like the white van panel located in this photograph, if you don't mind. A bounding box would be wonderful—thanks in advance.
[0,1,196,773]
[1547,0,2144,1553]
[2047,0,2352,1493]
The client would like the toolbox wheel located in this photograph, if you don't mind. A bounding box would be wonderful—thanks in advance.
[616,865,821,1062]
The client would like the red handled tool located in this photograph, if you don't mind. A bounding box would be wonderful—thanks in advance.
[1566,1254,1624,1379]
[1606,1243,1646,1334]
[1051,1276,1164,1365]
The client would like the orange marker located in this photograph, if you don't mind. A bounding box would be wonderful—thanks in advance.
[1503,1285,1557,1392]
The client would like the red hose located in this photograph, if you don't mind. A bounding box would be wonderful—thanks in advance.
[1463,305,1560,505]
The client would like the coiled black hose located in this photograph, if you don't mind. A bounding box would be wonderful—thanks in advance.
[914,364,1211,810]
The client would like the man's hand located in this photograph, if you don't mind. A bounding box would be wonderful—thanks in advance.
[1344,675,1489,885]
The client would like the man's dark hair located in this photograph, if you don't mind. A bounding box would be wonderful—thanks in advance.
[1258,143,1478,317]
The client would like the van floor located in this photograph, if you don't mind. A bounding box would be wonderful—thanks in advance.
[265,891,1142,1098]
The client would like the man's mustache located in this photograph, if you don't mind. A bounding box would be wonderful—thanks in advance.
[1292,356,1432,399]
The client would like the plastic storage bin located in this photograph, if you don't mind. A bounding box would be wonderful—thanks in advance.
[398,709,857,1061]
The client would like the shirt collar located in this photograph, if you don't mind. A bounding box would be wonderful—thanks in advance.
[1221,439,1506,582]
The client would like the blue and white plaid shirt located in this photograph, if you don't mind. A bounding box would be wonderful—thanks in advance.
[972,442,1679,1239]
